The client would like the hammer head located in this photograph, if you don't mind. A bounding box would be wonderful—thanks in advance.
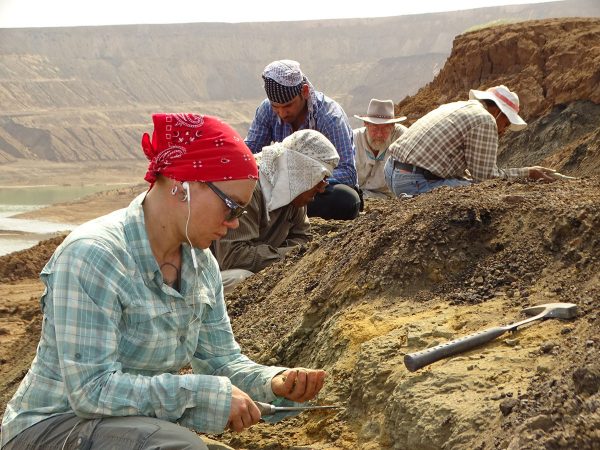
[522,302,578,319]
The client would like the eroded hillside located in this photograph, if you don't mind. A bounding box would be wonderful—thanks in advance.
[0,1,599,164]
[395,17,600,178]
[223,179,600,450]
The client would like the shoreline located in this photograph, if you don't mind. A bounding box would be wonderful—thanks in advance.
[0,182,136,189]
[0,183,145,256]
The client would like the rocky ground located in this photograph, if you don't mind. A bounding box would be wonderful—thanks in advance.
[220,177,600,450]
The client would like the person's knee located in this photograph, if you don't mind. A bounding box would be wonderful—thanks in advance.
[94,416,209,450]
[145,420,208,450]
[143,424,208,450]
[332,184,360,219]
[221,269,254,293]
[307,184,360,220]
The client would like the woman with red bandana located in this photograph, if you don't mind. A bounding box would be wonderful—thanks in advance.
[1,114,326,450]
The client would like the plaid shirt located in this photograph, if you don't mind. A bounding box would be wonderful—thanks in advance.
[1,193,287,447]
[245,91,358,187]
[388,100,529,180]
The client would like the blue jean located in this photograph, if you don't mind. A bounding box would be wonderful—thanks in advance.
[384,158,471,197]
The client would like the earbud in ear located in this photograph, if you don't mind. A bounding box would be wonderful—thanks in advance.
[182,181,190,203]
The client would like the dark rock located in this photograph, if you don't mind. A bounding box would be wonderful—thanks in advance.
[540,342,556,353]
[500,398,520,416]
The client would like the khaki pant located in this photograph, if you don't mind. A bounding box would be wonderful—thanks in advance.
[221,269,254,294]
[3,413,234,450]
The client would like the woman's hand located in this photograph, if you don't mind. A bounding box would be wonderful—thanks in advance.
[227,385,261,432]
[271,368,326,403]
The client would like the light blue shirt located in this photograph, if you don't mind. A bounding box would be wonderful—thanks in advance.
[1,193,288,447]
[245,91,358,187]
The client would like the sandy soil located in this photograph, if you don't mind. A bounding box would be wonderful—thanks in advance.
[218,178,600,449]
[0,178,598,449]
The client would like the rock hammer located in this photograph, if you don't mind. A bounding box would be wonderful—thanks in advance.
[404,302,578,372]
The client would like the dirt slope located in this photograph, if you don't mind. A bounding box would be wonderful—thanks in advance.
[396,18,600,121]
[223,179,600,449]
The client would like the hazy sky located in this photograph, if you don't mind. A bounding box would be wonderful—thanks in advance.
[0,0,559,28]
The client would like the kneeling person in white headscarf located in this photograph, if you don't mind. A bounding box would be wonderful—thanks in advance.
[214,129,339,292]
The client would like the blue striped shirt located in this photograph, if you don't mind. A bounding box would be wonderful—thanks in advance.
[1,193,288,447]
[245,91,358,187]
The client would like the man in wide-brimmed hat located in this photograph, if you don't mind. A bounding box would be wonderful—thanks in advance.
[245,59,360,220]
[385,85,556,197]
[353,99,407,198]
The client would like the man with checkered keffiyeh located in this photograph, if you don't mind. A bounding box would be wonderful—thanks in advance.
[245,60,361,221]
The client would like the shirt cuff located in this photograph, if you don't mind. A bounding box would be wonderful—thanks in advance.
[256,367,305,424]
[259,366,289,402]
[504,167,530,179]
[177,374,232,434]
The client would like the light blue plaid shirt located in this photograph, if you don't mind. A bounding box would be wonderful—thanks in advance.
[245,91,358,187]
[1,193,288,447]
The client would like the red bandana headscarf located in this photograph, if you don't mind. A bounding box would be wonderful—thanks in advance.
[142,113,258,186]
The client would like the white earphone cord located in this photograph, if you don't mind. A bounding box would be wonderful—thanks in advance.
[183,182,199,327]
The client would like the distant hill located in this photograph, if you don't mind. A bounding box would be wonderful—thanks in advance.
[0,0,598,164]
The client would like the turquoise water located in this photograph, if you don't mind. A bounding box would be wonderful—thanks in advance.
[0,184,126,256]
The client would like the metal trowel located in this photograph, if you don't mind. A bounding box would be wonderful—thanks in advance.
[404,302,578,372]
[255,401,343,416]
[548,172,577,180]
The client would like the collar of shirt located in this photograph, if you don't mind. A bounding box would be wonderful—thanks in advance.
[365,148,388,162]
[124,193,159,288]
[124,193,208,305]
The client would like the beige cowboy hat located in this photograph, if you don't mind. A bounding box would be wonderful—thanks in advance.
[469,85,527,131]
[354,99,407,124]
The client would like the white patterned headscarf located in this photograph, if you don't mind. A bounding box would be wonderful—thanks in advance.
[262,60,318,129]
[257,130,339,212]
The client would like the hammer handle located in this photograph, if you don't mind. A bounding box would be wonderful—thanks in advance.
[404,326,507,372]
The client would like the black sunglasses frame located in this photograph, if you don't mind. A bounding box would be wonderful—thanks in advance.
[205,182,246,221]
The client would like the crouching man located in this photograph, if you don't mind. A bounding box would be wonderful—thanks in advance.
[214,130,339,292]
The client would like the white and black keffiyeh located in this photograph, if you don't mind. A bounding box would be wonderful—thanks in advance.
[262,76,303,104]
[261,59,318,129]
[257,130,339,211]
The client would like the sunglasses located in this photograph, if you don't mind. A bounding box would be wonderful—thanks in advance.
[205,182,246,221]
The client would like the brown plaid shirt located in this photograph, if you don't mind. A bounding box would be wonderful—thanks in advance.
[388,100,529,180]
